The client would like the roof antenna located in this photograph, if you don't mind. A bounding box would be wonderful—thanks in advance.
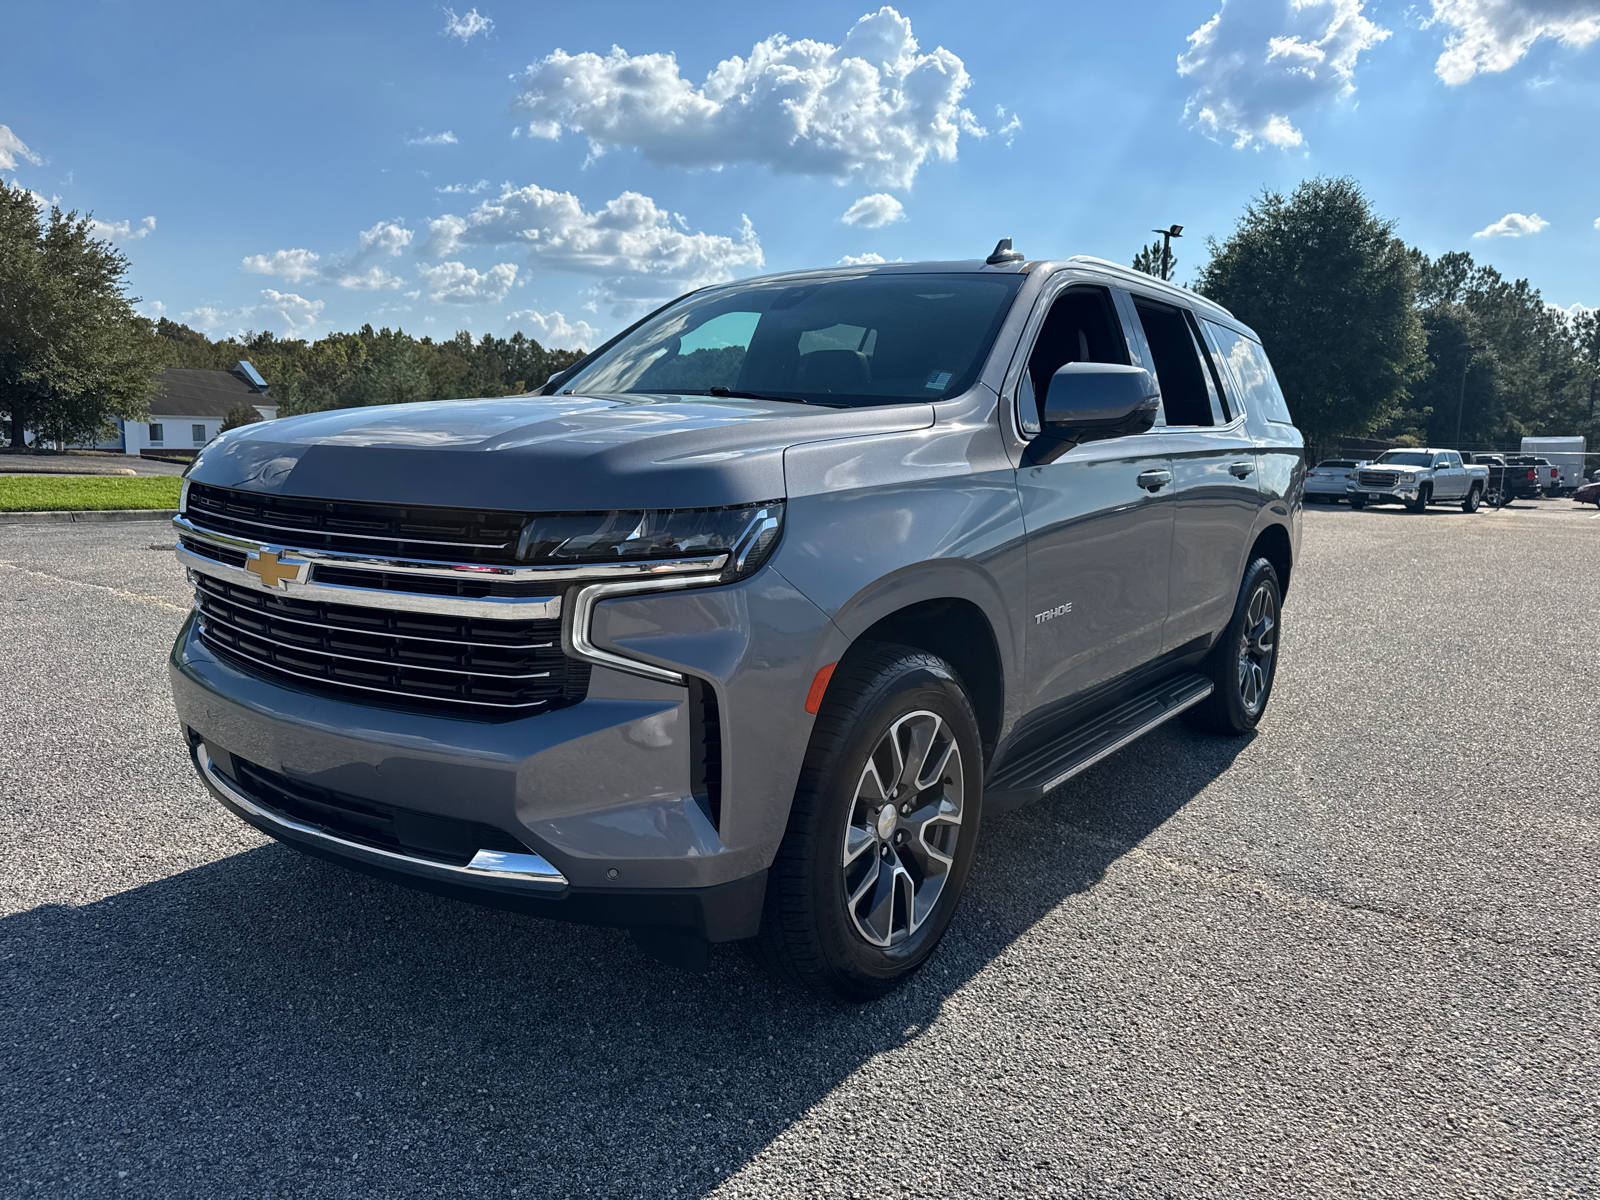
[986,237,1024,265]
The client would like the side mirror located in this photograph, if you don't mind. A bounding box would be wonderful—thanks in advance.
[1040,363,1160,445]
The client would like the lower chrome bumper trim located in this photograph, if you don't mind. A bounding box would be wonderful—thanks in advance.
[194,743,568,890]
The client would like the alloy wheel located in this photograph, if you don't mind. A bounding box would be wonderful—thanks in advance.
[1237,584,1277,716]
[840,710,964,947]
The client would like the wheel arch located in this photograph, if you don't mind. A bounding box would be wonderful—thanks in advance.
[823,563,1018,764]
[1248,521,1294,598]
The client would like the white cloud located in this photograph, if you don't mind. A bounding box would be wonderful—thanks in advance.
[994,105,1022,146]
[1473,211,1550,237]
[442,7,493,42]
[1594,216,1600,229]
[1178,0,1391,150]
[841,193,905,228]
[183,289,325,338]
[90,215,156,242]
[424,183,763,309]
[1431,1,1600,83]
[506,308,602,348]
[438,179,492,194]
[0,124,41,171]
[243,248,322,283]
[408,131,459,146]
[838,252,887,265]
[243,221,412,290]
[511,7,988,188]
[416,260,519,303]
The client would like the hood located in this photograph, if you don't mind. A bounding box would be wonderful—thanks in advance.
[186,393,933,511]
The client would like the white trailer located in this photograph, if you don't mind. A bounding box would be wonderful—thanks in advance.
[1520,436,1586,493]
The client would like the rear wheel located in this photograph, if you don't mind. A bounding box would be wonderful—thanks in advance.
[754,644,983,1001]
[1183,557,1282,737]
[1462,484,1482,513]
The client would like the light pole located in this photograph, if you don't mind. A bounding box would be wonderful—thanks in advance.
[1454,343,1476,451]
[1151,224,1183,282]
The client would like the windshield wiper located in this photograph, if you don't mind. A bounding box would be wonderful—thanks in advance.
[700,386,835,407]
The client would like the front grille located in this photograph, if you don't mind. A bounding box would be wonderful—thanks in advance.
[193,573,589,718]
[185,481,525,564]
[222,754,528,866]
[1357,470,1398,487]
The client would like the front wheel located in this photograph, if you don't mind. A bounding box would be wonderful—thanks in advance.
[1348,495,1366,510]
[1184,557,1282,737]
[1408,484,1431,513]
[754,644,983,1001]
[1462,484,1482,513]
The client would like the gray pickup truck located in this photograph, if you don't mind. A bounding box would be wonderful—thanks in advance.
[168,244,1303,999]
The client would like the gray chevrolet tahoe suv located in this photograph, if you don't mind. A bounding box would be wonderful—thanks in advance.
[169,245,1303,1000]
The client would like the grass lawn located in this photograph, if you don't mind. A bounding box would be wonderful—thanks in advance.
[0,475,183,512]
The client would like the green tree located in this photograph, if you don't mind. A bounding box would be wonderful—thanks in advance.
[1132,239,1176,281]
[220,402,265,432]
[1195,177,1426,446]
[0,182,160,448]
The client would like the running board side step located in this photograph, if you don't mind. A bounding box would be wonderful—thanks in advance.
[984,673,1213,811]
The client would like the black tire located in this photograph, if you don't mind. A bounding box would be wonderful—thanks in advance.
[1183,557,1283,737]
[1462,484,1482,513]
[753,643,983,1001]
[1348,495,1366,510]
[1408,484,1431,513]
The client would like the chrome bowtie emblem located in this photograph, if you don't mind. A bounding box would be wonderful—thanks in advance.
[245,550,303,590]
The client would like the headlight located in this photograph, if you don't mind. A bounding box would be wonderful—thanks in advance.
[1399,472,1417,484]
[515,501,784,581]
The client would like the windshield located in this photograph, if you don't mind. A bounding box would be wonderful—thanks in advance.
[1374,451,1435,466]
[1316,460,1356,468]
[561,272,1025,407]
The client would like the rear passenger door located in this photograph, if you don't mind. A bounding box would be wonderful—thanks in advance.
[1125,296,1263,656]
[1010,283,1175,715]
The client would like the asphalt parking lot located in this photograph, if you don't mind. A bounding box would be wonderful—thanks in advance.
[3,500,1597,1198]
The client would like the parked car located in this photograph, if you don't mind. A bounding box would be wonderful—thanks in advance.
[1350,449,1488,512]
[1502,455,1559,497]
[167,246,1302,999]
[1574,479,1600,507]
[1305,458,1367,503]
[1466,453,1545,505]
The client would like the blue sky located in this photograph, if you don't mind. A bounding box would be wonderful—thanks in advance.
[3,1,1596,348]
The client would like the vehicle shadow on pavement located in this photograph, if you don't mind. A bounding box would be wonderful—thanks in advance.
[1,723,1249,1199]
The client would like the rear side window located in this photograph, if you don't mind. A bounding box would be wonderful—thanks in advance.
[1133,300,1216,427]
[1204,322,1293,425]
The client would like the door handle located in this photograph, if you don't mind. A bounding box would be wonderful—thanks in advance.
[1229,461,1255,478]
[1136,469,1173,492]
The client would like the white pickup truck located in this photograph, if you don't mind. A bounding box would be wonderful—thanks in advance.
[1349,448,1490,512]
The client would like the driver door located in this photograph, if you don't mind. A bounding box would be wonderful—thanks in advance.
[1012,284,1175,715]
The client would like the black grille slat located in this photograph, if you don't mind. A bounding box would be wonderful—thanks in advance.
[191,573,589,720]
[225,757,529,865]
[185,481,524,564]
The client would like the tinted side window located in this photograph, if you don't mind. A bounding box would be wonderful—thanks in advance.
[1018,286,1128,434]
[1133,300,1213,427]
[1204,322,1294,425]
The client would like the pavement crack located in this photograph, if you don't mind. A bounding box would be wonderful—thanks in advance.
[1065,824,1595,968]
[0,561,189,613]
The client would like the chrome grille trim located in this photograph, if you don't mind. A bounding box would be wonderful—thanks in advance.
[196,608,556,681]
[177,542,564,621]
[175,515,731,584]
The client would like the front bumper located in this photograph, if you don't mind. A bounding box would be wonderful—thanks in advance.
[189,737,766,941]
[1350,483,1419,503]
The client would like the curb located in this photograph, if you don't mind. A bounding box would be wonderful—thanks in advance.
[0,509,179,525]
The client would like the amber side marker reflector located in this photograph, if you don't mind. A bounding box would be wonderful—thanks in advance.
[804,662,838,714]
